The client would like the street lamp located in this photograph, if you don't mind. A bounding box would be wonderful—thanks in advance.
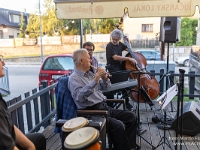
[38,0,44,63]
[79,19,83,48]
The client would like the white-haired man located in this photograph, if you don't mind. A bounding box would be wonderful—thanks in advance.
[106,29,136,108]
[68,49,140,150]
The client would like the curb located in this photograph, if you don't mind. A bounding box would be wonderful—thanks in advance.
[5,62,42,65]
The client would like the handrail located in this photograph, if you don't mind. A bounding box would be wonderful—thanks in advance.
[8,82,57,112]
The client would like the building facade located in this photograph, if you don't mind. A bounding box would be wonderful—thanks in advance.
[0,7,28,39]
[123,13,161,40]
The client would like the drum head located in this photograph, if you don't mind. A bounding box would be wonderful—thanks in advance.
[63,117,88,132]
[64,127,99,149]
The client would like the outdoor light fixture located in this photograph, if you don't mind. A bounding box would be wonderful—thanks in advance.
[64,19,75,29]
[2,24,8,33]
[53,19,75,33]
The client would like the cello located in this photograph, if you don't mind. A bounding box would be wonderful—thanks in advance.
[117,25,160,105]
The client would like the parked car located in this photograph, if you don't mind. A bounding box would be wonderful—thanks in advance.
[175,56,189,67]
[135,49,160,60]
[39,54,74,85]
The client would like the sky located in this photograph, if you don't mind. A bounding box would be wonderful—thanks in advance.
[1,0,42,13]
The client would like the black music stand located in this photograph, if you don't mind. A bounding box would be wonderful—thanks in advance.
[155,83,178,150]
[131,71,156,149]
[174,69,185,150]
[110,70,131,84]
[106,70,132,108]
[159,42,175,112]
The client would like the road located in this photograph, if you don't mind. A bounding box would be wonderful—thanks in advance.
[4,65,40,101]
[3,64,190,101]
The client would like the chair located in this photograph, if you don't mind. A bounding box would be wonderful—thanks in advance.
[54,76,125,150]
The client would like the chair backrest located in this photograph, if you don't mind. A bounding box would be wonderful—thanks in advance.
[54,76,77,134]
[110,70,131,84]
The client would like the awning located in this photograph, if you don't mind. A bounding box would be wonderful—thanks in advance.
[54,0,200,19]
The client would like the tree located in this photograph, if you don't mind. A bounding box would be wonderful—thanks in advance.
[26,0,120,37]
[176,18,198,46]
[18,12,26,38]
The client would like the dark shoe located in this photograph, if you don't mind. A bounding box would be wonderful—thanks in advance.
[126,102,133,108]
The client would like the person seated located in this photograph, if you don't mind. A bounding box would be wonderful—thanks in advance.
[68,49,140,150]
[0,55,46,150]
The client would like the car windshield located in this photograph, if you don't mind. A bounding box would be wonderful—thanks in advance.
[42,56,74,70]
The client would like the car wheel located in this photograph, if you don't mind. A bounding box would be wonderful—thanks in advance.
[183,59,189,67]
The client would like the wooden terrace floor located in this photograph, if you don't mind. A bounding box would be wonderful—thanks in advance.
[43,101,200,150]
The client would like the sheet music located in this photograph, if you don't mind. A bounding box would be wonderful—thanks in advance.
[157,84,178,110]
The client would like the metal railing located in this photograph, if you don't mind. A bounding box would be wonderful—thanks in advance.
[7,80,57,134]
[0,66,10,94]
[6,70,200,134]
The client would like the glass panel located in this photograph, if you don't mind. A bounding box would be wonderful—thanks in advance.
[43,56,74,70]
[9,14,20,23]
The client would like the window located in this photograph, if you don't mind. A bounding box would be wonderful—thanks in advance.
[9,35,14,39]
[142,24,153,32]
[9,14,20,23]
[43,56,74,70]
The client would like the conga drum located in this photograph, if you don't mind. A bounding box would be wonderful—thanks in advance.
[62,117,89,149]
[64,127,101,150]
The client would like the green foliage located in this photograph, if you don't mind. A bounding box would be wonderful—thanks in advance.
[26,0,119,38]
[176,18,198,46]
[18,13,26,38]
[26,14,40,38]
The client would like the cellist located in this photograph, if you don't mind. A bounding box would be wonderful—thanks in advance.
[106,27,136,109]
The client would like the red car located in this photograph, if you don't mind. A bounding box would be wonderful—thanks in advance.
[39,54,74,85]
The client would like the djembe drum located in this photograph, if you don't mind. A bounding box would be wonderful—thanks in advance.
[62,117,89,149]
[64,127,101,150]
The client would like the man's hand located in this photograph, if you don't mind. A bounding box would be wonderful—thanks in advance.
[128,57,137,65]
[94,67,107,82]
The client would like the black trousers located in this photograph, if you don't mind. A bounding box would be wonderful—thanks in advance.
[17,133,46,150]
[109,108,137,150]
[85,102,137,150]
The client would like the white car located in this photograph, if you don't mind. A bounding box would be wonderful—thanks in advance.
[175,56,189,66]
[135,49,161,60]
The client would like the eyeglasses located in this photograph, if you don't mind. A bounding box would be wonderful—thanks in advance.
[86,48,94,52]
[112,38,120,42]
[0,55,4,62]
